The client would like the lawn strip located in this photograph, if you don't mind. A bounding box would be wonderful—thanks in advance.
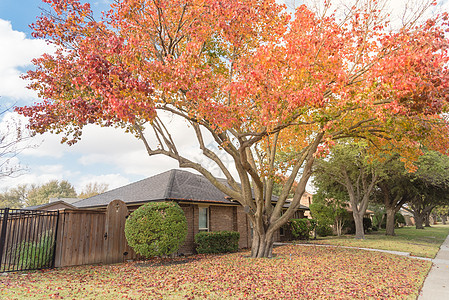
[305,225,449,258]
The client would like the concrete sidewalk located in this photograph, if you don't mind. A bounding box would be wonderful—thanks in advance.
[418,234,449,299]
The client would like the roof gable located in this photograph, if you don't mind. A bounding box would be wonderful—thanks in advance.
[24,200,78,210]
[73,169,310,210]
[73,169,231,208]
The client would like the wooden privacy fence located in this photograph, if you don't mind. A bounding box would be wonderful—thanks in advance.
[54,200,139,268]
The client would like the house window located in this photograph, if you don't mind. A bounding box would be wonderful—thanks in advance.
[280,225,285,236]
[199,207,209,231]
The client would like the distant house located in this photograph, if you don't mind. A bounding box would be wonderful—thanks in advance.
[299,191,314,218]
[49,197,81,204]
[24,200,78,211]
[300,195,374,219]
[72,169,309,254]
[399,209,415,226]
[345,203,375,218]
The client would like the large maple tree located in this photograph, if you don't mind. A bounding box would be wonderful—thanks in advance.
[17,0,449,257]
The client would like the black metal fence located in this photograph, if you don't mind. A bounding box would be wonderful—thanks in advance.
[0,208,59,272]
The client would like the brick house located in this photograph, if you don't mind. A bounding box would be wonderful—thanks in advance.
[298,191,314,218]
[73,169,309,254]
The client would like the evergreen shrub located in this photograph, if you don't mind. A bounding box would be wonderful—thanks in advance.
[195,231,240,254]
[290,218,316,240]
[124,202,187,257]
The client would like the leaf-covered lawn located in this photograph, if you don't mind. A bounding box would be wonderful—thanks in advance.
[1,245,430,299]
[306,225,449,258]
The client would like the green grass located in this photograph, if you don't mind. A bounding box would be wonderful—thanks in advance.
[306,224,449,258]
[0,245,431,299]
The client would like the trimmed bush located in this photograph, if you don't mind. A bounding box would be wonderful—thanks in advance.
[195,231,240,254]
[363,217,373,233]
[395,213,406,226]
[290,218,317,240]
[124,202,187,257]
[346,217,373,234]
[316,223,333,237]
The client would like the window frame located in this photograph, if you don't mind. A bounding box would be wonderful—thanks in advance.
[198,206,210,232]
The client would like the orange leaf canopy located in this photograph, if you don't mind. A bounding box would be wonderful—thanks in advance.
[18,0,449,157]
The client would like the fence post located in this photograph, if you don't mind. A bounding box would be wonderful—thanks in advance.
[0,208,10,268]
[51,211,60,268]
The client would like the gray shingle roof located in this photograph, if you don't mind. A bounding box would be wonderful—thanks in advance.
[24,200,78,210]
[24,203,50,210]
[72,169,310,210]
[73,169,234,208]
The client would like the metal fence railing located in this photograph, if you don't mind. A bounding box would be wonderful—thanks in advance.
[0,208,59,272]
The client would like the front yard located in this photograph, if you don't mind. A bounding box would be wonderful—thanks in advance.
[1,244,430,299]
[305,224,449,258]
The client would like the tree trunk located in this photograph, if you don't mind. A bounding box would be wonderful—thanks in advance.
[353,212,365,239]
[335,218,343,236]
[251,228,274,258]
[415,213,425,229]
[424,212,431,227]
[442,215,447,225]
[385,208,396,236]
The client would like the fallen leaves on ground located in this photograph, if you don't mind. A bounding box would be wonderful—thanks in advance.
[0,245,430,299]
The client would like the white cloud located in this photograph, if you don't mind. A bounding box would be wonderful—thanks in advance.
[0,164,78,190]
[0,19,54,101]
[75,173,130,192]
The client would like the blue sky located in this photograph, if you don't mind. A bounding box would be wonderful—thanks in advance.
[0,0,185,193]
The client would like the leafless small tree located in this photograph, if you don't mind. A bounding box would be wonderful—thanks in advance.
[0,104,32,179]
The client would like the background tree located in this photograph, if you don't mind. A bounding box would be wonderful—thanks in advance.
[404,151,449,229]
[371,155,411,235]
[16,0,449,257]
[314,142,382,239]
[311,176,350,236]
[78,182,109,199]
[26,180,77,207]
[368,203,385,229]
[0,106,32,179]
[0,188,23,209]
[434,204,449,224]
[0,184,32,209]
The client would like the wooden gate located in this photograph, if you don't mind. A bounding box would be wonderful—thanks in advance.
[104,200,129,264]
[54,200,138,267]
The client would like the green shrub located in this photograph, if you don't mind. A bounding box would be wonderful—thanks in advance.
[290,218,316,240]
[345,217,373,234]
[363,217,373,233]
[395,213,406,226]
[124,202,187,257]
[16,230,55,270]
[316,223,333,237]
[195,231,240,254]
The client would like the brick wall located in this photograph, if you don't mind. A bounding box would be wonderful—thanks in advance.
[210,206,234,231]
[299,192,313,218]
[235,206,251,248]
[178,204,251,254]
[178,204,196,255]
